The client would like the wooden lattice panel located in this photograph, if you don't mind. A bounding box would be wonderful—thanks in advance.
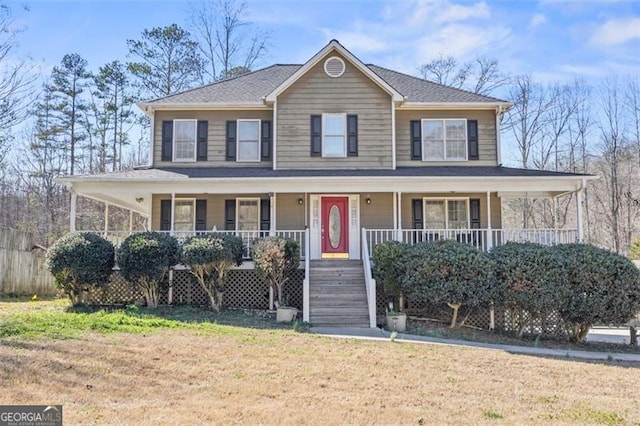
[86,272,144,305]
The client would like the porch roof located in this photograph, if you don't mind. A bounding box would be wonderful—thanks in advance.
[59,166,592,181]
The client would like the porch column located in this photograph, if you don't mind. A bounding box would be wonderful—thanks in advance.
[577,184,584,243]
[486,191,493,250]
[170,193,175,236]
[269,192,276,236]
[553,196,558,244]
[393,192,398,240]
[397,192,403,242]
[104,203,109,236]
[129,210,134,232]
[69,190,77,232]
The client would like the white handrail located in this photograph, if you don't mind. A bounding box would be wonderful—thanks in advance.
[303,227,310,323]
[361,227,377,328]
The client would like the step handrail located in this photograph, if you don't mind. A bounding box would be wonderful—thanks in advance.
[361,227,377,328]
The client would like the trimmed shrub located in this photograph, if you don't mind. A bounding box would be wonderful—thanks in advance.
[253,236,300,307]
[400,240,495,328]
[181,233,243,311]
[490,242,568,337]
[373,240,410,312]
[45,232,114,305]
[552,243,640,342]
[117,232,180,308]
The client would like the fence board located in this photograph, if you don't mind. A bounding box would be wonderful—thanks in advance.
[0,229,56,296]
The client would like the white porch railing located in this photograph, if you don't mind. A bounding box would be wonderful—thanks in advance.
[303,228,310,323]
[96,229,307,260]
[365,228,579,254]
[361,228,377,328]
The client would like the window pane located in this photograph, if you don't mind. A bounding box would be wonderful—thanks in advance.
[174,121,196,161]
[447,200,468,229]
[238,141,259,161]
[174,201,194,231]
[446,140,466,160]
[446,120,465,141]
[324,135,345,156]
[423,121,444,160]
[239,121,259,140]
[324,115,345,135]
[238,200,259,231]
[425,200,446,229]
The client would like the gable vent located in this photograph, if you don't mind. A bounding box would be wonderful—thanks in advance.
[324,56,345,78]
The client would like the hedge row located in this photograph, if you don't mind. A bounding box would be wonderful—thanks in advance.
[373,240,640,342]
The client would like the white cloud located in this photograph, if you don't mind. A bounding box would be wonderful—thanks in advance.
[589,17,640,47]
[409,1,491,27]
[529,13,547,29]
[320,29,389,54]
[415,23,511,61]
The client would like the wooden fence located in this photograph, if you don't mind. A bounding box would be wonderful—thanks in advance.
[0,228,56,296]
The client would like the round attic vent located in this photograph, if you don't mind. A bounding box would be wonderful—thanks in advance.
[324,56,345,78]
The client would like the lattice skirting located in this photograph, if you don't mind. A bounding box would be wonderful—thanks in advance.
[376,292,569,338]
[87,268,303,311]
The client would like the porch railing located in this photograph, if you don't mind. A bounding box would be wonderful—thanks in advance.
[361,228,377,328]
[95,229,307,260]
[365,228,579,254]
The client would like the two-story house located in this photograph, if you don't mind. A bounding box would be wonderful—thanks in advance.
[59,40,593,327]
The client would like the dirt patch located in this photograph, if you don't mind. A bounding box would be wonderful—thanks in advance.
[1,328,638,424]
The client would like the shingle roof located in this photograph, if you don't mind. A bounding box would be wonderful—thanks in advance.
[143,63,508,106]
[60,166,590,181]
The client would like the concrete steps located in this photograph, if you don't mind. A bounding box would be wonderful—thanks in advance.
[308,260,370,328]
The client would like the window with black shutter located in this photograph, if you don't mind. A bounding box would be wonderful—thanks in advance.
[347,115,358,156]
[310,115,322,156]
[197,121,208,161]
[226,121,236,161]
[467,120,479,160]
[161,121,173,161]
[410,120,421,160]
[261,121,272,160]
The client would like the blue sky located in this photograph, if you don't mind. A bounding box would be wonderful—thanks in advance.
[12,0,640,86]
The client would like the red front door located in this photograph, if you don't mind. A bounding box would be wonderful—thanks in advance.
[321,197,349,258]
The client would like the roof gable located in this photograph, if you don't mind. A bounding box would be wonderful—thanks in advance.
[264,40,404,103]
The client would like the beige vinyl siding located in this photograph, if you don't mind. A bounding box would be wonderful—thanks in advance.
[360,193,394,228]
[395,110,498,167]
[400,192,501,229]
[153,110,273,167]
[276,52,393,169]
[275,194,306,230]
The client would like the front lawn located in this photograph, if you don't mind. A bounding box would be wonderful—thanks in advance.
[0,299,638,424]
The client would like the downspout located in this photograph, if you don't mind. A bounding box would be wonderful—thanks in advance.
[148,107,155,167]
[577,179,585,243]
[391,99,397,170]
[495,105,503,166]
[272,98,277,170]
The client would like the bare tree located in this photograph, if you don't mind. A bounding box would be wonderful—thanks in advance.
[188,0,270,82]
[418,54,509,95]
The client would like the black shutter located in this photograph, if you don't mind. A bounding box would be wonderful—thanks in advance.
[410,120,422,160]
[467,120,479,160]
[160,200,171,231]
[310,115,322,156]
[261,121,272,160]
[225,200,236,230]
[260,199,270,231]
[226,121,236,161]
[197,121,208,161]
[470,198,481,229]
[412,199,423,229]
[161,121,173,161]
[195,199,207,231]
[347,114,358,157]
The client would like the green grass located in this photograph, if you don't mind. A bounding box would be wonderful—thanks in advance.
[483,410,504,420]
[0,301,291,340]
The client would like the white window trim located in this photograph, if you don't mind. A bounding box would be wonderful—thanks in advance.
[235,197,261,231]
[236,119,261,163]
[172,119,197,162]
[421,118,468,162]
[423,197,470,229]
[173,198,196,231]
[322,113,347,158]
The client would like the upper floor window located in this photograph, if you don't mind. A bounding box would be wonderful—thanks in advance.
[323,113,347,157]
[237,119,261,162]
[422,119,467,161]
[173,120,197,162]
[310,114,358,158]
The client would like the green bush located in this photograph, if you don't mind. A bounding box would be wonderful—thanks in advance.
[400,240,495,328]
[373,240,410,312]
[181,233,244,311]
[490,242,568,337]
[630,239,640,260]
[253,237,300,307]
[45,232,114,305]
[117,232,180,308]
[552,243,640,342]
